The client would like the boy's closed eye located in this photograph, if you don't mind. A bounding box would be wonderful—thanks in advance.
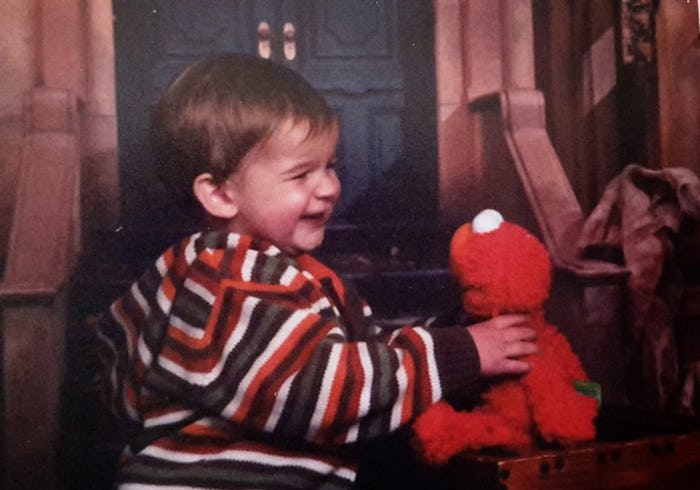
[286,159,338,181]
[290,170,310,180]
[283,162,314,181]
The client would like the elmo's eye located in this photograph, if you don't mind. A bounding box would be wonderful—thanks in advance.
[472,209,504,234]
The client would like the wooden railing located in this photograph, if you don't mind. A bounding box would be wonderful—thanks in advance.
[468,89,631,406]
[0,87,82,489]
[469,89,627,280]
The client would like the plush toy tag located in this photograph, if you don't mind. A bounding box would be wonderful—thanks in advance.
[573,381,602,407]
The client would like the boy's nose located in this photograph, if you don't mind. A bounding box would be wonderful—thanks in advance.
[315,171,341,201]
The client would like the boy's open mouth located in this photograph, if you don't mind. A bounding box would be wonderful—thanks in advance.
[301,211,331,226]
[301,211,329,223]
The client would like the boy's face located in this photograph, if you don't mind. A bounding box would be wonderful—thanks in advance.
[223,119,341,256]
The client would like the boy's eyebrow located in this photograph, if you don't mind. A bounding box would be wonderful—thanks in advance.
[281,160,316,176]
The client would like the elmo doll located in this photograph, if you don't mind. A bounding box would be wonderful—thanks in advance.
[413,210,599,465]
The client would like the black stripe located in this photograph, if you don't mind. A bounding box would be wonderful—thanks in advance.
[118,454,354,489]
[247,316,328,429]
[281,334,334,438]
[390,331,428,415]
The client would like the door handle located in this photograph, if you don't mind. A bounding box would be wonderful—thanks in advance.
[257,21,271,59]
[283,22,296,61]
[257,21,296,61]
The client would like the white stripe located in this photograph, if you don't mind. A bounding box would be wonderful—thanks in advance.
[345,343,373,443]
[169,315,204,340]
[144,409,194,428]
[279,266,297,286]
[109,302,135,358]
[306,343,342,441]
[390,350,408,430]
[137,335,153,367]
[190,416,226,430]
[94,327,140,422]
[241,250,258,281]
[263,373,297,432]
[184,277,216,305]
[226,233,240,250]
[137,445,356,481]
[357,343,374,415]
[123,399,140,422]
[156,287,172,316]
[263,244,281,256]
[184,236,198,265]
[388,329,402,343]
[336,467,357,483]
[310,297,332,313]
[105,304,141,421]
[94,327,119,390]
[155,255,168,276]
[345,422,359,444]
[415,328,442,402]
[130,283,151,317]
[326,326,345,339]
[369,324,383,337]
[222,308,313,418]
[362,304,372,317]
[158,297,259,385]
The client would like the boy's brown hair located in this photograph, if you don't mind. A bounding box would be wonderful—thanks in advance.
[151,53,337,214]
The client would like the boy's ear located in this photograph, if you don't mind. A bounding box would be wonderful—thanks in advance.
[192,173,238,219]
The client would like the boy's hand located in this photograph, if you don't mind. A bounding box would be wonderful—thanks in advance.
[467,314,538,376]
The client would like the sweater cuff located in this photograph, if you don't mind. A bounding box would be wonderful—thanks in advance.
[430,327,481,399]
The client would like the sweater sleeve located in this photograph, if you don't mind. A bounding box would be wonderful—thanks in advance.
[141,271,481,448]
[347,283,482,400]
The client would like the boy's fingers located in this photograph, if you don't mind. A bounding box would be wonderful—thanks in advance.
[505,341,539,358]
[503,326,537,342]
[500,359,531,374]
[493,314,530,328]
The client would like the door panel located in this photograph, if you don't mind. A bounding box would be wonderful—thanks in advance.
[113,0,437,247]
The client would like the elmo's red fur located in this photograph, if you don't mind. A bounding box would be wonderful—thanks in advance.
[413,212,598,465]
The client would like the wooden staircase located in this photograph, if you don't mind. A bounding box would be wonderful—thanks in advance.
[467,89,631,405]
[0,88,82,489]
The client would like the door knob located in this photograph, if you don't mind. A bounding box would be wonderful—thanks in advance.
[283,22,296,61]
[257,21,271,59]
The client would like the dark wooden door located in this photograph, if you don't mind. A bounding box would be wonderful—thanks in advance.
[113,0,437,250]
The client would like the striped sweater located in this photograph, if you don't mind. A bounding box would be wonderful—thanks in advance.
[95,231,480,489]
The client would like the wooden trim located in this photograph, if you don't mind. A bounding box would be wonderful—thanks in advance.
[0,88,80,299]
[0,287,63,305]
[0,86,81,490]
[469,89,628,282]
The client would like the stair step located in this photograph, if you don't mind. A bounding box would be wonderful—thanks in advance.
[74,222,459,319]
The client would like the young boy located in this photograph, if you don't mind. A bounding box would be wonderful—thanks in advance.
[95,53,537,489]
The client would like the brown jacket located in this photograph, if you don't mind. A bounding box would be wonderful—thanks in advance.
[578,164,700,409]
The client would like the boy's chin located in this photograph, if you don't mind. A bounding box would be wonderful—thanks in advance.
[288,230,326,255]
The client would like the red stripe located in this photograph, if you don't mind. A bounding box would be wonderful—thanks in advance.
[232,312,323,422]
[315,345,349,444]
[334,346,364,443]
